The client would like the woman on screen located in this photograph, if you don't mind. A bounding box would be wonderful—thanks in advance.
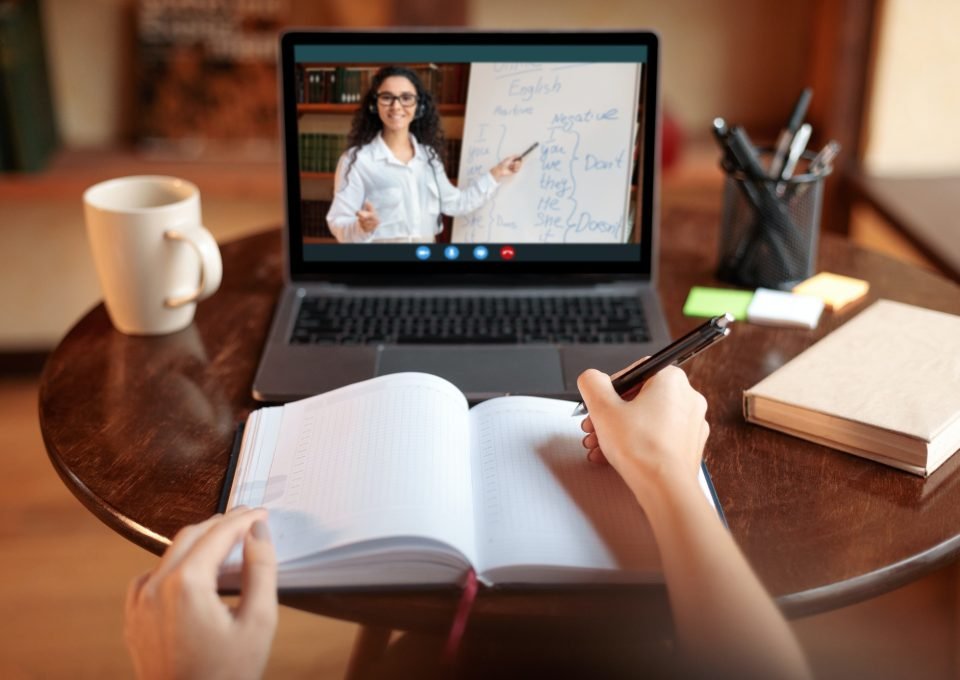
[326,66,523,243]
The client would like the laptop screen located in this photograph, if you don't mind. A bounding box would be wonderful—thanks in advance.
[280,31,658,280]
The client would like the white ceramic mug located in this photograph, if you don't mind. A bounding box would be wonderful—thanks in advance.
[83,176,222,335]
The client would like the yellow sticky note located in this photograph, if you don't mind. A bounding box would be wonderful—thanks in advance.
[792,272,870,311]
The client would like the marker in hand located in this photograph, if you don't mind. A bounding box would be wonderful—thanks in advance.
[492,145,534,180]
[498,142,537,178]
[518,142,539,160]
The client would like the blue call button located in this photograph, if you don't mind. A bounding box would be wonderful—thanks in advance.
[415,245,431,260]
[472,245,489,260]
[444,245,460,260]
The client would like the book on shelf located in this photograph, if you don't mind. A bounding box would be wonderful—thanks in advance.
[299,65,373,104]
[220,372,724,588]
[0,0,58,172]
[445,138,462,175]
[298,133,347,173]
[744,299,960,477]
[300,199,333,239]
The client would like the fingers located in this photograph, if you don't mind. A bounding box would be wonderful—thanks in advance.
[356,201,379,232]
[580,416,594,434]
[146,512,226,589]
[179,508,268,585]
[576,369,623,416]
[495,156,522,176]
[237,520,278,629]
[125,570,152,619]
[586,447,609,465]
[141,508,267,598]
[582,429,609,465]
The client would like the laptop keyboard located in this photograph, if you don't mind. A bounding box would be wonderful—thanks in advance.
[290,295,650,345]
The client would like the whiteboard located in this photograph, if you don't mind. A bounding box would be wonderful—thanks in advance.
[452,62,641,244]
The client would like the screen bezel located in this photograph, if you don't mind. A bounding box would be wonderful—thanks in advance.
[279,30,659,285]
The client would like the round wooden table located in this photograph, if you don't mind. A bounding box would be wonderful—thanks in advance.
[39,204,960,635]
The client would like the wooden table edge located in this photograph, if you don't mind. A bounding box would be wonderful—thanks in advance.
[38,352,172,557]
[777,534,960,618]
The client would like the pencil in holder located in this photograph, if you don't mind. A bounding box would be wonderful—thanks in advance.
[716,152,828,290]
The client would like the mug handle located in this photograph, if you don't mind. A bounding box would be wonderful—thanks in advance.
[163,227,223,308]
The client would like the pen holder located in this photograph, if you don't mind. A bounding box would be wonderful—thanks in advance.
[716,153,828,290]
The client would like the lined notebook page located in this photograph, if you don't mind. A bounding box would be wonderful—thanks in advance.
[234,373,476,565]
[468,396,662,580]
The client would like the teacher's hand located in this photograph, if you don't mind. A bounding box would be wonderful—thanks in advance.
[490,156,523,181]
[124,507,277,680]
[356,201,380,233]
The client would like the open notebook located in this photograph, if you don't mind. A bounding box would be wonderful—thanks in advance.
[222,373,723,588]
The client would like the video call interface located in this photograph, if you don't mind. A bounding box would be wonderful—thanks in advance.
[292,44,651,265]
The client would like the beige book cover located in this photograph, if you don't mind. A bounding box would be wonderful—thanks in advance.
[743,300,960,476]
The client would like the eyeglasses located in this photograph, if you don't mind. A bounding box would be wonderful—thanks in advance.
[376,92,419,108]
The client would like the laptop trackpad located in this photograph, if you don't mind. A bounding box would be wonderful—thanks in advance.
[376,347,564,396]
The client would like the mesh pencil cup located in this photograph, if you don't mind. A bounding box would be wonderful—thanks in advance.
[716,152,829,290]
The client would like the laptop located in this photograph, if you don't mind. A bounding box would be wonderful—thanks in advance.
[253,29,671,402]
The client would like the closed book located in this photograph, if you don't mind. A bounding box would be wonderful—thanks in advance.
[743,300,960,476]
[308,133,318,173]
[0,0,58,172]
[0,86,11,170]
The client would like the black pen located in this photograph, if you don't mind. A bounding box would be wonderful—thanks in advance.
[571,314,734,416]
[769,87,813,179]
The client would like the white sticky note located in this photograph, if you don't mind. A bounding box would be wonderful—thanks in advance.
[747,288,825,329]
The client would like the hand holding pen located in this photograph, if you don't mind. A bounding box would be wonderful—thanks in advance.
[572,314,733,416]
[575,316,730,482]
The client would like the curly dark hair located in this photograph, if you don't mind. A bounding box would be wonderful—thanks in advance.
[343,66,446,182]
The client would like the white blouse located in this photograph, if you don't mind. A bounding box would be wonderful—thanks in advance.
[326,133,499,243]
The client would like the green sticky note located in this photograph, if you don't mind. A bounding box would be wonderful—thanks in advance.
[683,286,754,320]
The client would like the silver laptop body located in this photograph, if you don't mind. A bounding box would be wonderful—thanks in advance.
[253,29,670,402]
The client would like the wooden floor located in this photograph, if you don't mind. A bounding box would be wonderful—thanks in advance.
[1,370,957,679]
[0,374,359,679]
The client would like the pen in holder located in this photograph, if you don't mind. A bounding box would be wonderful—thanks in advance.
[717,150,829,290]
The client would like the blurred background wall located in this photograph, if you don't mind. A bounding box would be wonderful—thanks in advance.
[3,0,957,352]
[42,0,817,150]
